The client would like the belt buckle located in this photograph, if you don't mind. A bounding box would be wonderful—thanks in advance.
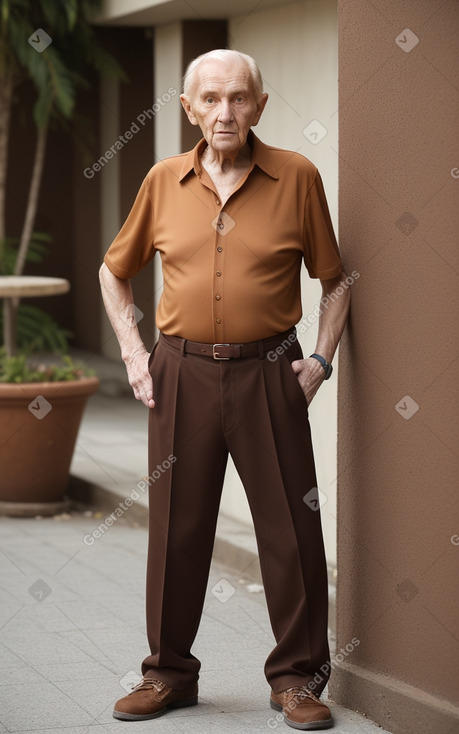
[213,343,231,360]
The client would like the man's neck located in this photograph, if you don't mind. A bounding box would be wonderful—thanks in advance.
[201,141,252,175]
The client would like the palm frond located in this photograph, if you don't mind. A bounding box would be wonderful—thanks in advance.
[0,231,51,274]
[39,45,75,120]
[0,302,72,353]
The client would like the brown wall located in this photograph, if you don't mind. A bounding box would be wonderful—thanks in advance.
[331,1,459,732]
[72,27,155,352]
[6,80,74,338]
[118,28,155,351]
[72,65,102,352]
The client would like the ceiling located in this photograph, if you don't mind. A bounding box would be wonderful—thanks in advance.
[94,0,291,26]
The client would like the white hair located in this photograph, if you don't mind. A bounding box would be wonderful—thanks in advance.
[182,49,264,100]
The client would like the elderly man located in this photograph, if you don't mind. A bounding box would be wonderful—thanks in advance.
[100,49,350,730]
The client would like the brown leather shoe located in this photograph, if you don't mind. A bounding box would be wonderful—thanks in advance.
[270,686,333,730]
[113,677,198,720]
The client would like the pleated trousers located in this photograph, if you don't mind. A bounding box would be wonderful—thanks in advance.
[141,330,330,695]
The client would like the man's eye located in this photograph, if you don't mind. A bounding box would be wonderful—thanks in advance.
[235,97,244,103]
[206,97,214,104]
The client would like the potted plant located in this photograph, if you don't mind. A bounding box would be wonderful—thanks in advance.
[0,351,99,515]
[0,0,125,515]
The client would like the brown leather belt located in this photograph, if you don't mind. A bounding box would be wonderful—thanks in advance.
[161,327,297,360]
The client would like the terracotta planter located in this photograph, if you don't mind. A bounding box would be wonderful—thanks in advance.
[0,376,99,516]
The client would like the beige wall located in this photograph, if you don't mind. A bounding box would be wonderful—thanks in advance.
[225,0,339,565]
[152,23,183,335]
[331,0,459,730]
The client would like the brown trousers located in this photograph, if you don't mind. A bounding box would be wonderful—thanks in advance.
[141,330,330,695]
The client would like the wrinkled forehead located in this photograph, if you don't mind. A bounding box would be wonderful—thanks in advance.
[192,58,255,97]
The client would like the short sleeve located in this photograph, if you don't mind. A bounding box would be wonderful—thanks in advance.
[303,170,343,279]
[103,170,156,279]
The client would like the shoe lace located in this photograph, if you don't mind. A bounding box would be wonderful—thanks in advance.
[131,677,165,693]
[284,686,320,705]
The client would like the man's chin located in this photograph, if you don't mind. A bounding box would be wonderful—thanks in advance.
[211,134,243,150]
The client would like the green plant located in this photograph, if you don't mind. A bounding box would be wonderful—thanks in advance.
[0,230,50,275]
[0,303,72,352]
[0,349,95,383]
[0,230,72,352]
[0,0,127,355]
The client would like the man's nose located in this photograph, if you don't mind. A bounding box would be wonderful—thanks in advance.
[218,99,233,123]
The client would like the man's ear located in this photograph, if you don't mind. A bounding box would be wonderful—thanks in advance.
[180,94,199,126]
[252,93,269,126]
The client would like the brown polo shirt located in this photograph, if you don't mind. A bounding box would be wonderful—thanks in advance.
[104,131,342,343]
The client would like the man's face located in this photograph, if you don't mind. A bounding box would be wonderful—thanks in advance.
[180,58,268,156]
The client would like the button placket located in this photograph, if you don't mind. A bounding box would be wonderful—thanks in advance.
[214,223,224,330]
[210,198,236,337]
[211,208,232,336]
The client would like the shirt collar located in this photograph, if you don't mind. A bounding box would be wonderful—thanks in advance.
[178,130,279,182]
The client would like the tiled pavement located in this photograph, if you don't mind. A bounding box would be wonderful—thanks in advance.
[0,513,391,733]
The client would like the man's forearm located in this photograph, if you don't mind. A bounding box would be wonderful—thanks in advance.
[314,272,351,364]
[99,262,146,363]
[290,270,351,404]
[99,263,154,408]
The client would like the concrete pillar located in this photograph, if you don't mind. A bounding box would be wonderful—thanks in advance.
[152,23,182,336]
[330,1,459,731]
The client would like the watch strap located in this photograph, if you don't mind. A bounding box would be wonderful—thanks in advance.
[309,353,333,380]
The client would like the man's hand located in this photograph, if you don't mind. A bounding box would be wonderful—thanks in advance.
[99,264,156,409]
[291,270,352,405]
[125,348,155,408]
[291,357,325,405]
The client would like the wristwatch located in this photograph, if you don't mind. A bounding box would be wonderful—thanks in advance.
[309,353,333,380]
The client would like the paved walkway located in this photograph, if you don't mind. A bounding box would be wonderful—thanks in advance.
[0,513,391,734]
[0,351,391,732]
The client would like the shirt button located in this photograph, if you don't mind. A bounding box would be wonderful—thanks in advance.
[217,246,223,253]
[216,270,222,277]
[215,198,220,205]
[215,294,221,300]
[218,221,224,229]
[216,318,222,324]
